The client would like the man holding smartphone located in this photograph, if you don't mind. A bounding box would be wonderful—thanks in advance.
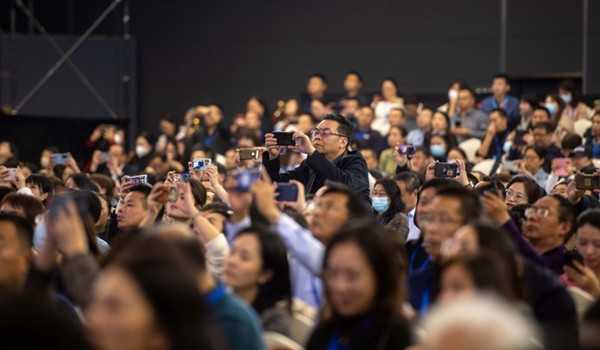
[263,113,370,203]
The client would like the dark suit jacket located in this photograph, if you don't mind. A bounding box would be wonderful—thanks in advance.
[262,149,370,203]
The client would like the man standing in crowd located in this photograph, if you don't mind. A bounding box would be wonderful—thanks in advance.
[480,74,520,124]
[264,113,370,202]
[394,172,422,241]
[477,108,511,160]
[251,180,372,307]
[300,73,330,114]
[408,186,482,313]
[451,87,489,143]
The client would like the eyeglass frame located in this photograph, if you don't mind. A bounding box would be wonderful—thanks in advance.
[505,188,527,202]
[309,128,347,139]
[524,206,560,219]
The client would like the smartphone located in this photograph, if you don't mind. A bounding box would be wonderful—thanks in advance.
[125,174,148,186]
[554,158,571,177]
[238,148,261,161]
[576,174,600,191]
[276,183,299,202]
[397,144,417,155]
[51,153,69,165]
[234,167,261,191]
[172,173,190,182]
[564,250,584,273]
[192,158,211,171]
[272,132,295,146]
[157,184,178,203]
[502,160,519,172]
[98,152,111,163]
[434,162,460,178]
[2,168,17,181]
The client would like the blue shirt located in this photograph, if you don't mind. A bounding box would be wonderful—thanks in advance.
[274,214,325,308]
[480,94,520,124]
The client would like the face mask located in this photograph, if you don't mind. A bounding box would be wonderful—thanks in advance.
[448,90,458,100]
[430,144,446,158]
[560,94,572,105]
[114,134,123,145]
[136,145,150,158]
[544,103,557,116]
[372,196,389,213]
[40,156,49,168]
[503,140,512,153]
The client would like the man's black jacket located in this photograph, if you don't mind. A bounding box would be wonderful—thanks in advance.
[262,149,370,203]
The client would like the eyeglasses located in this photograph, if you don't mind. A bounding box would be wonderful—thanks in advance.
[310,129,346,138]
[420,214,462,226]
[524,206,554,219]
[506,189,527,202]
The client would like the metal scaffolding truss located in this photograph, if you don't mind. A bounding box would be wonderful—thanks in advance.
[6,0,130,118]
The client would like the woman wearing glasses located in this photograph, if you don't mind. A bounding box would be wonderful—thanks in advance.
[504,175,544,210]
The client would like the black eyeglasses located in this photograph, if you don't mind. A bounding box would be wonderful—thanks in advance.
[310,129,346,138]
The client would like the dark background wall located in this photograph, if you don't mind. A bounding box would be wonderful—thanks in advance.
[1,0,599,163]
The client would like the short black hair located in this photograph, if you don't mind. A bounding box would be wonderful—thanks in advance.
[322,181,372,219]
[128,184,152,209]
[309,73,328,85]
[533,122,555,134]
[490,108,508,119]
[492,73,510,84]
[435,186,482,224]
[0,212,34,249]
[533,106,551,119]
[160,113,179,126]
[69,173,100,192]
[323,113,354,141]
[458,86,476,99]
[394,172,421,193]
[345,71,363,83]
[25,175,53,196]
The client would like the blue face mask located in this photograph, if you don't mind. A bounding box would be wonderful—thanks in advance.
[560,94,572,105]
[372,196,390,213]
[430,144,446,158]
[544,103,557,116]
[503,140,512,153]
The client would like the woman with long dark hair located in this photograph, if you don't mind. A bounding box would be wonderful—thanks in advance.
[222,226,293,336]
[307,220,412,350]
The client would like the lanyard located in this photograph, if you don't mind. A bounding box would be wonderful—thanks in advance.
[327,318,372,350]
[494,130,509,157]
[491,97,507,110]
[419,287,431,314]
[311,276,321,307]
[409,247,430,274]
[205,283,226,305]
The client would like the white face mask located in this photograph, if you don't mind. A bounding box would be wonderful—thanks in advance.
[136,145,150,158]
[448,90,458,100]
[114,134,123,145]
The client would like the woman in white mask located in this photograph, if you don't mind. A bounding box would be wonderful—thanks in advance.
[556,80,593,134]
[126,132,155,174]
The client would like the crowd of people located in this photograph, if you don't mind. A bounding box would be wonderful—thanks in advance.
[2,71,600,350]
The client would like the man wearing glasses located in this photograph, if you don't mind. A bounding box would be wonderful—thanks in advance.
[263,113,370,202]
[484,193,575,275]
